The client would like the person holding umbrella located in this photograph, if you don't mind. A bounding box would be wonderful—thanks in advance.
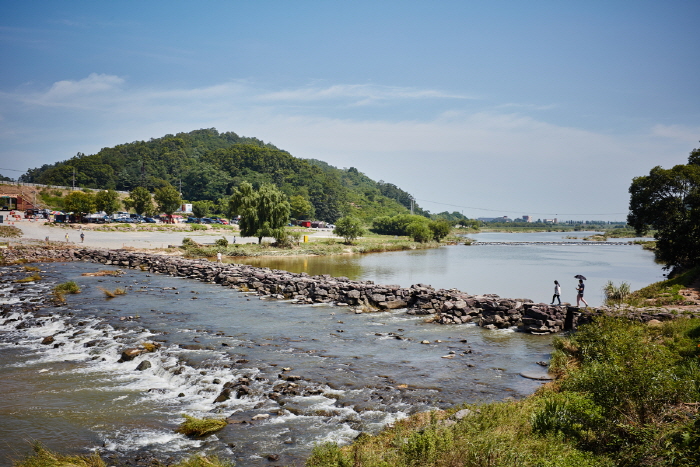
[575,275,588,307]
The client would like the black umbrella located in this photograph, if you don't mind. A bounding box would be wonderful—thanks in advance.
[574,274,587,280]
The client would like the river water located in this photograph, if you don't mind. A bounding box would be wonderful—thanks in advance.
[0,232,663,465]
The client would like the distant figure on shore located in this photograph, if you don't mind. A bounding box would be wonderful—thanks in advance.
[45,236,49,246]
[233,236,236,244]
[576,279,588,307]
[551,280,561,305]
[80,232,85,243]
[217,252,222,264]
[65,233,69,243]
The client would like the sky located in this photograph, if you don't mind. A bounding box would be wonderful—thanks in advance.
[1,0,699,221]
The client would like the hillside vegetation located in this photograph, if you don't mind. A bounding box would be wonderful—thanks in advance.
[19,128,424,223]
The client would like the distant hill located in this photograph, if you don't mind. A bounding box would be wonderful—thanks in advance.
[19,128,425,222]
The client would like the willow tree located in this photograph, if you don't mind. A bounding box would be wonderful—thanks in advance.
[229,182,290,244]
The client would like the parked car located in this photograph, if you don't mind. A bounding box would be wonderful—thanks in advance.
[200,217,213,224]
[185,217,200,223]
[143,217,157,223]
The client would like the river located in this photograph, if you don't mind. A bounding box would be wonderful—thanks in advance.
[0,232,663,465]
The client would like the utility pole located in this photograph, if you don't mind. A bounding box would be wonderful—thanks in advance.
[410,196,414,215]
[72,167,75,191]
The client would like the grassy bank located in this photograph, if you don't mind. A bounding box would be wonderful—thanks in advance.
[181,232,469,258]
[307,316,700,467]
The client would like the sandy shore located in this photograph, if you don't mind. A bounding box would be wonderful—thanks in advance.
[5,219,338,250]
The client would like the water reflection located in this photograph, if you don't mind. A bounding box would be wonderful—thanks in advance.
[233,232,664,306]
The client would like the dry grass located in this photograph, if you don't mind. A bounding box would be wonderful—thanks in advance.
[81,269,124,277]
[97,286,126,298]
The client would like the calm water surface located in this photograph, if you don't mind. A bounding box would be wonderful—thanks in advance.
[235,232,664,307]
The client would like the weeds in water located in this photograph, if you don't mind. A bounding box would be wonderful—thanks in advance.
[52,281,81,303]
[97,286,126,298]
[23,266,41,272]
[14,273,42,283]
[80,269,123,277]
[175,414,227,437]
[12,442,234,467]
[12,442,106,467]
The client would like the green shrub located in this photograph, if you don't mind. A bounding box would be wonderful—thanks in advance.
[215,237,229,247]
[531,392,604,444]
[406,221,432,243]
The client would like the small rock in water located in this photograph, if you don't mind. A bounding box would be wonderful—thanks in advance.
[421,340,430,344]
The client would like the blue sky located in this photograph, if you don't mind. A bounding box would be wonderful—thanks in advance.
[1,0,698,220]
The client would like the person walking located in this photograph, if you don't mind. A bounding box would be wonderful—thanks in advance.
[80,232,85,243]
[65,232,69,243]
[216,252,222,264]
[576,279,589,307]
[551,280,561,305]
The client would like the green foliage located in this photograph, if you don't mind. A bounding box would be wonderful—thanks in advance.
[63,191,96,217]
[94,189,121,215]
[215,237,229,247]
[549,317,700,463]
[229,181,290,244]
[175,414,227,437]
[371,214,430,236]
[333,216,365,243]
[20,128,418,223]
[428,219,452,241]
[154,184,182,216]
[52,281,81,302]
[628,147,700,269]
[124,186,154,216]
[192,200,214,218]
[407,220,432,243]
[289,194,315,220]
[531,392,604,444]
[602,280,631,305]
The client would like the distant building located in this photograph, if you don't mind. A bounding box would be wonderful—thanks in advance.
[522,215,532,222]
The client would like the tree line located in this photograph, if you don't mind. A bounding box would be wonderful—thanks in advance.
[19,128,424,224]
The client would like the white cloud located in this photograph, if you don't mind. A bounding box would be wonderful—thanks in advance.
[258,84,473,104]
[1,75,694,219]
[651,124,700,145]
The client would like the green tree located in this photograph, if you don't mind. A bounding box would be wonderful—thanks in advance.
[333,216,365,244]
[407,220,432,243]
[63,191,96,221]
[289,195,315,220]
[94,189,121,216]
[428,219,452,242]
[192,200,214,218]
[154,184,182,222]
[229,181,290,244]
[628,148,700,270]
[124,186,154,216]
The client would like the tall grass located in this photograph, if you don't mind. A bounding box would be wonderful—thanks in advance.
[602,280,631,305]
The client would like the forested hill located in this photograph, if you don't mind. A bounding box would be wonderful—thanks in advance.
[20,128,425,222]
